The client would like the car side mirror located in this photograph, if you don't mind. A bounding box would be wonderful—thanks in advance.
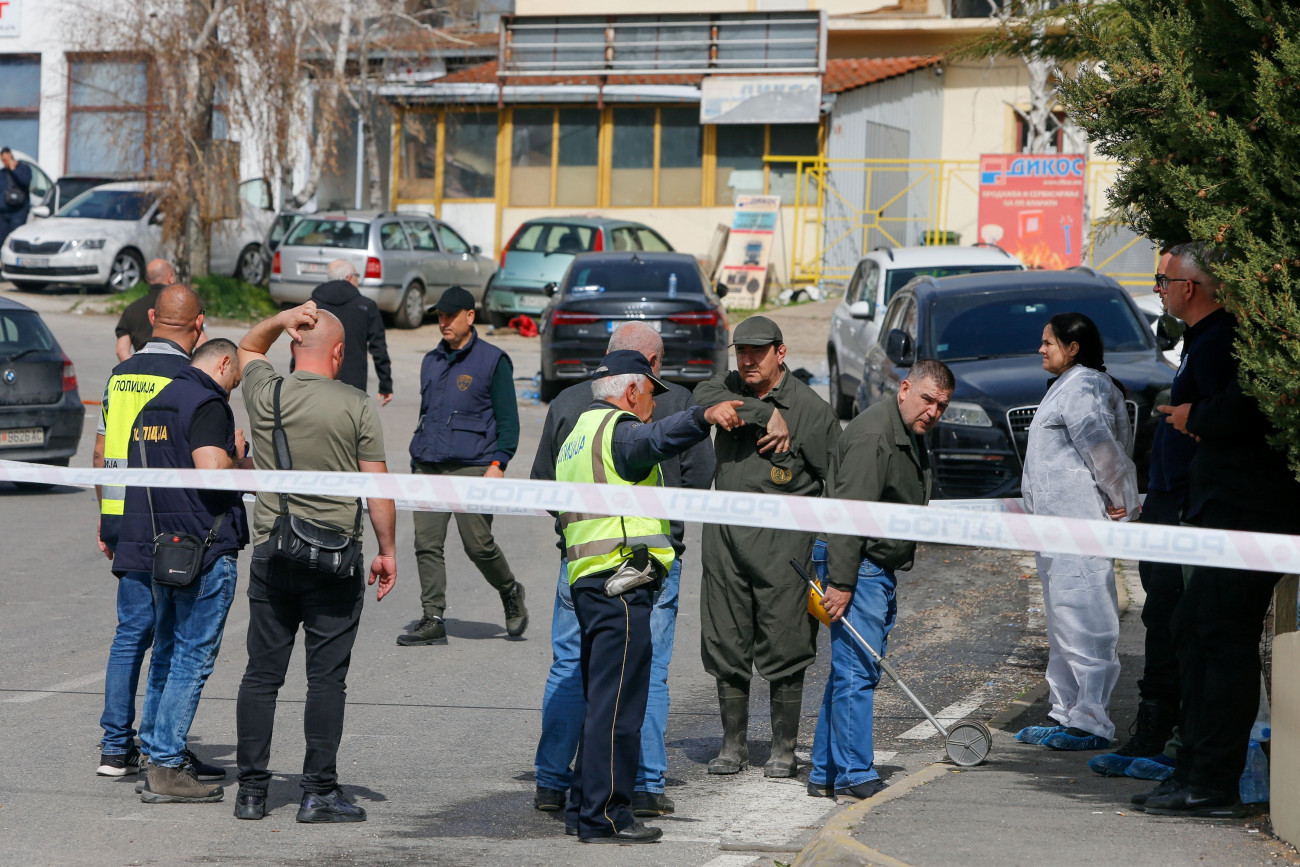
[544,281,558,297]
[848,299,874,320]
[715,282,728,298]
[1155,314,1184,352]
[471,244,482,255]
[31,205,50,218]
[885,328,914,366]
[150,211,165,225]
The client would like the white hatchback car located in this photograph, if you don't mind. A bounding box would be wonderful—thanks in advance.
[827,245,1025,418]
[1,181,272,292]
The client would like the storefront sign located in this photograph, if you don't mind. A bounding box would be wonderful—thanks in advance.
[701,76,821,125]
[0,0,21,38]
[718,195,781,310]
[977,154,1086,269]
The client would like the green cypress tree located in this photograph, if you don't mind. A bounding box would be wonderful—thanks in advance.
[1059,0,1300,472]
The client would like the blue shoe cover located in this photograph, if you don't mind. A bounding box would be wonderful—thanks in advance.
[1125,755,1176,781]
[1015,724,1066,745]
[1043,728,1112,751]
[1088,752,1137,776]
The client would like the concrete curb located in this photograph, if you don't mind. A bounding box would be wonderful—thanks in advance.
[790,558,1139,866]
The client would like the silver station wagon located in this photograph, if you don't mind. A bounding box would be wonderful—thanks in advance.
[269,211,496,328]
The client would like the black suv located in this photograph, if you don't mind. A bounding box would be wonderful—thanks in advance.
[855,268,1175,499]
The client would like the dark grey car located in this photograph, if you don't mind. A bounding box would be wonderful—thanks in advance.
[0,297,85,475]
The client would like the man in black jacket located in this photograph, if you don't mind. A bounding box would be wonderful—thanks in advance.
[0,147,32,249]
[295,259,392,404]
[115,259,179,361]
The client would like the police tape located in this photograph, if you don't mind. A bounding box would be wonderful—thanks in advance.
[2,459,1297,573]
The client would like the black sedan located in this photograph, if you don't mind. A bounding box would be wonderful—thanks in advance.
[0,297,86,477]
[538,252,730,401]
[854,269,1175,499]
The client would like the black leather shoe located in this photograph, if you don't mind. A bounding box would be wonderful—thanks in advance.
[565,823,578,837]
[1130,778,1182,808]
[807,781,834,798]
[296,788,367,823]
[534,785,566,812]
[1144,785,1243,817]
[835,779,887,800]
[630,791,675,816]
[234,788,266,820]
[579,821,663,843]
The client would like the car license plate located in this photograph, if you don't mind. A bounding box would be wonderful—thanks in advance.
[607,319,661,333]
[299,262,328,275]
[517,294,547,310]
[15,257,49,268]
[0,427,44,447]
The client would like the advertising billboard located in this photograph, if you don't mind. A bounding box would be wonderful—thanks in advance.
[718,195,781,310]
[978,154,1086,269]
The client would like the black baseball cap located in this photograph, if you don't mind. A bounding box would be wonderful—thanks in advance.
[433,285,476,313]
[591,350,669,395]
[730,315,783,347]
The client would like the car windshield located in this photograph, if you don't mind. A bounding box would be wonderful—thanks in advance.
[929,287,1153,361]
[885,264,1021,300]
[0,310,56,360]
[55,189,155,221]
[511,223,596,255]
[283,218,370,250]
[565,262,703,297]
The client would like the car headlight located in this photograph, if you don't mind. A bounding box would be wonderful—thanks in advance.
[942,401,994,427]
[66,239,107,251]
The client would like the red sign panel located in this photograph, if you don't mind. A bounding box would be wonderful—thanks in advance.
[978,154,1086,269]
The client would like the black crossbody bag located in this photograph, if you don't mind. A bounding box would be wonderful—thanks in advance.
[266,379,363,581]
[140,429,225,588]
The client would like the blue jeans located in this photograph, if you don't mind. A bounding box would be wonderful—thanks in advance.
[100,569,156,755]
[139,556,239,767]
[535,557,681,794]
[808,540,898,790]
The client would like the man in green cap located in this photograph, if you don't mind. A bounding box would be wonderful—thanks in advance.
[692,315,841,779]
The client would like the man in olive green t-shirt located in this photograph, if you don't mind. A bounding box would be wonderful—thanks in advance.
[233,302,397,824]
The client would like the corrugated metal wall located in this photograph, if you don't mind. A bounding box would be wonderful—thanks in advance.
[823,69,944,280]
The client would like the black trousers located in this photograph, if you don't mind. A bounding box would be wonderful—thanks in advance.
[236,545,365,794]
[1136,489,1185,708]
[1171,503,1288,793]
[566,580,654,839]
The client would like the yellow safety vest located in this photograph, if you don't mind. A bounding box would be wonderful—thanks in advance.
[556,407,675,586]
[100,371,176,517]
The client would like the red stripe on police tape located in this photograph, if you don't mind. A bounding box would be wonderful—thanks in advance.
[1,459,1296,572]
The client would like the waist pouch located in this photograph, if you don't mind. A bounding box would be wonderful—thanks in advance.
[269,514,362,582]
[152,532,207,588]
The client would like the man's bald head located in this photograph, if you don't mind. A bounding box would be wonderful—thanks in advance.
[608,321,665,375]
[146,259,177,286]
[290,308,346,379]
[150,283,205,351]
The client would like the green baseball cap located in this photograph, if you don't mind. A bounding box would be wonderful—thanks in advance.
[730,315,783,347]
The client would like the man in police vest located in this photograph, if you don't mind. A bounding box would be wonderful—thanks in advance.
[112,338,252,802]
[93,284,214,778]
[399,285,526,646]
[555,350,740,843]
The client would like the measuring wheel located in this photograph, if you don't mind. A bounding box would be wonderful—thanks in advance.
[945,719,993,767]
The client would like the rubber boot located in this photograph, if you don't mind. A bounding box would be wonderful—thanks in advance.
[765,677,803,778]
[707,683,750,775]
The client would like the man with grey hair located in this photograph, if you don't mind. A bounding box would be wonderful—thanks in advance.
[296,258,392,404]
[530,322,715,816]
[115,259,181,361]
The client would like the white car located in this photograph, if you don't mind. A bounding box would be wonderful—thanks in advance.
[1,181,272,292]
[1133,290,1183,368]
[827,245,1025,418]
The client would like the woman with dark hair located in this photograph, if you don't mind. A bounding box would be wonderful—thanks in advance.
[1015,312,1140,752]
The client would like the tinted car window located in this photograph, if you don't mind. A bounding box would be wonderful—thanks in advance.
[885,264,1019,301]
[56,189,155,221]
[379,222,410,251]
[511,223,595,253]
[405,220,438,251]
[930,288,1152,362]
[0,310,56,357]
[284,218,370,250]
[566,262,703,296]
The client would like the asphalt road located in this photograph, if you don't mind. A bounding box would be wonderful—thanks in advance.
[0,286,1040,866]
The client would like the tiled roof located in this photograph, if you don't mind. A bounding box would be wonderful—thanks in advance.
[438,56,941,93]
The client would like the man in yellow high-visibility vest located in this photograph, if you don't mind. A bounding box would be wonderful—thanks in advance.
[555,350,740,844]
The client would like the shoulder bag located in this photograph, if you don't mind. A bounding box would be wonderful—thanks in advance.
[3,169,28,210]
[141,428,224,588]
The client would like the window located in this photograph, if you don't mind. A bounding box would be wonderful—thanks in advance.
[610,227,639,251]
[399,112,438,200]
[556,108,599,207]
[768,124,820,204]
[0,56,40,157]
[510,222,595,253]
[610,107,656,207]
[444,111,496,198]
[56,189,155,221]
[510,108,553,207]
[66,55,152,176]
[379,222,410,251]
[635,228,672,251]
[715,125,766,204]
[438,224,470,254]
[1015,110,1069,153]
[658,107,703,206]
[405,220,438,251]
[284,218,370,250]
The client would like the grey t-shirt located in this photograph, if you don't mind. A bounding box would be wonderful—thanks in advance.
[242,359,387,545]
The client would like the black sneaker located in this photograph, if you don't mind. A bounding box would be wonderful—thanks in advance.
[397,615,447,646]
[630,791,675,816]
[502,583,529,637]
[534,785,566,812]
[97,745,142,777]
[836,779,887,800]
[297,788,367,823]
[807,781,834,798]
[183,749,226,781]
[234,787,267,820]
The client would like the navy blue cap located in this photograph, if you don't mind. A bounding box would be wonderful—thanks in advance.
[590,349,669,395]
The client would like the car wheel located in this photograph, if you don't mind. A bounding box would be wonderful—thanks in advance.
[107,249,145,293]
[235,243,266,285]
[540,376,564,402]
[10,280,47,292]
[828,353,854,420]
[394,281,425,329]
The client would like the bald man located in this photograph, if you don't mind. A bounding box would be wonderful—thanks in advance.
[232,302,397,823]
[115,259,180,361]
[94,283,212,778]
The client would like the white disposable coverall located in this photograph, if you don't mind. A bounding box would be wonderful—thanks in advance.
[1022,364,1140,740]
